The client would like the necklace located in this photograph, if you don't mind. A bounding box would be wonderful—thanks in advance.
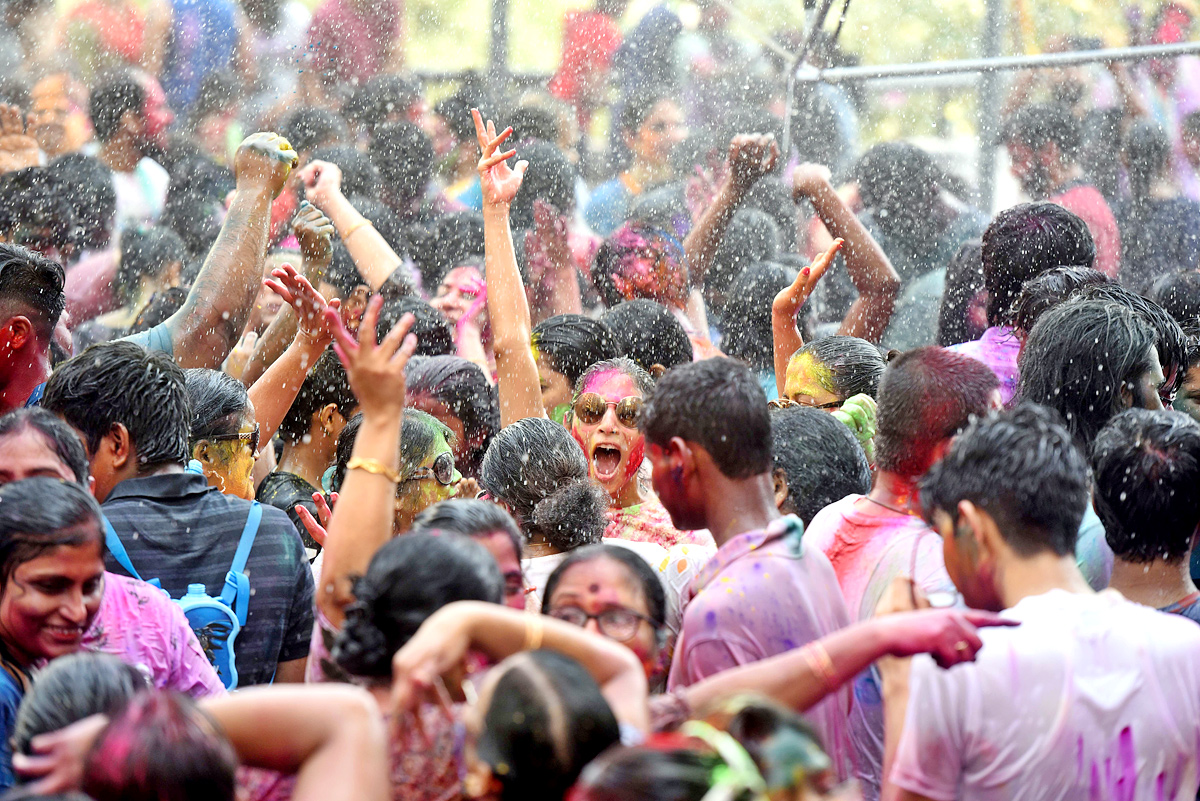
[862,495,918,517]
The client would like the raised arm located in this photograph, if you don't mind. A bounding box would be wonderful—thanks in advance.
[298,160,416,294]
[247,264,338,446]
[316,297,417,629]
[392,601,649,735]
[771,238,842,398]
[793,164,900,343]
[165,133,297,369]
[240,202,335,385]
[474,109,545,426]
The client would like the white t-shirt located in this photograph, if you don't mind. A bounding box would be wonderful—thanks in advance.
[892,589,1200,801]
[112,157,170,231]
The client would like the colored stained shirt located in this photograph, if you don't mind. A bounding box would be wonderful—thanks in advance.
[891,589,1200,801]
[667,515,854,781]
[1162,590,1200,626]
[1050,183,1122,280]
[604,493,715,549]
[584,177,633,237]
[949,326,1021,406]
[102,472,314,687]
[306,0,401,87]
[82,572,225,698]
[804,495,957,801]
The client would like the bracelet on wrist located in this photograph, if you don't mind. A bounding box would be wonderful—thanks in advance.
[347,456,400,483]
[342,218,374,242]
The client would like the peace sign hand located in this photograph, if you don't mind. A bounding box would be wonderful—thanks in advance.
[472,108,527,207]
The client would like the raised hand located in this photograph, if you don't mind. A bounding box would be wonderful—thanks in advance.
[0,104,40,174]
[773,238,844,319]
[294,490,337,548]
[472,108,527,207]
[297,160,344,211]
[328,294,416,420]
[791,162,834,201]
[234,132,298,198]
[265,262,341,350]
[831,393,877,463]
[727,133,779,195]
[293,200,335,270]
[12,714,108,793]
[390,605,473,722]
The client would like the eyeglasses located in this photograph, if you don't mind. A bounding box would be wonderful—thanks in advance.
[402,451,456,486]
[768,397,843,411]
[572,393,642,428]
[548,605,659,642]
[208,423,261,455]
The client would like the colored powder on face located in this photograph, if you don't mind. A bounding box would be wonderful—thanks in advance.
[785,352,835,400]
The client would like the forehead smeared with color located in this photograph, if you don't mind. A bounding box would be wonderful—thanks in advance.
[785,352,834,399]
[580,367,638,399]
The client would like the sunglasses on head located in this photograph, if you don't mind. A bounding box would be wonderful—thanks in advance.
[208,423,261,455]
[402,451,456,486]
[571,393,642,428]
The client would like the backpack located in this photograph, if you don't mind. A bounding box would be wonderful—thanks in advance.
[102,501,262,690]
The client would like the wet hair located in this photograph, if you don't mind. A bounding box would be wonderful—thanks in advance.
[417,211,486,289]
[875,347,1000,478]
[1092,409,1200,564]
[591,224,688,309]
[404,355,498,478]
[130,288,187,333]
[1012,265,1110,335]
[1149,270,1200,329]
[333,532,502,677]
[278,107,348,154]
[981,202,1095,326]
[1004,102,1082,158]
[47,154,117,251]
[770,405,871,525]
[478,650,620,801]
[1122,122,1177,291]
[115,226,185,304]
[508,106,561,144]
[600,300,692,373]
[620,92,674,135]
[541,543,666,627]
[433,94,479,144]
[376,296,455,357]
[0,169,76,257]
[855,141,945,215]
[411,498,523,561]
[706,211,779,308]
[331,409,453,492]
[1018,298,1158,449]
[13,652,149,756]
[0,243,66,339]
[510,140,579,229]
[1074,282,1188,397]
[0,477,103,586]
[573,357,654,402]
[278,349,358,446]
[572,745,733,801]
[531,315,624,387]
[641,358,772,479]
[0,407,89,485]
[344,75,422,135]
[369,121,435,204]
[921,404,1090,558]
[184,369,249,444]
[82,690,237,801]
[89,72,144,142]
[936,240,984,347]
[309,145,382,198]
[789,336,885,400]
[323,242,366,299]
[478,417,608,549]
[43,341,191,469]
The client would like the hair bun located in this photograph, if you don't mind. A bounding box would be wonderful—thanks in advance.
[331,602,391,677]
[531,478,609,551]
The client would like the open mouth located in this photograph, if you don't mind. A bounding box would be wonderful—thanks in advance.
[591,445,623,482]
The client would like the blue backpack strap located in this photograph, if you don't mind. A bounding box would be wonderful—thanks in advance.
[219,502,262,623]
[102,514,143,582]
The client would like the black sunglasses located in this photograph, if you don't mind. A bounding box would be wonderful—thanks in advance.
[208,423,261,455]
[403,451,456,486]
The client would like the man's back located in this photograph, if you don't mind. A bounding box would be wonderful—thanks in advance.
[102,472,314,687]
[1050,183,1121,280]
[893,589,1200,800]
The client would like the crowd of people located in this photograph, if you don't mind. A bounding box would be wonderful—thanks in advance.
[0,0,1199,799]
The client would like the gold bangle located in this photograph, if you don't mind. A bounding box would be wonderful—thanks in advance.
[524,615,544,651]
[347,456,400,483]
[342,218,373,241]
[800,641,838,693]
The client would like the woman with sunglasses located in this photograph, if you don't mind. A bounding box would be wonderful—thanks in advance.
[567,357,713,550]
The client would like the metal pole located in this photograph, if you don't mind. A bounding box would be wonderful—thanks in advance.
[976,0,1005,212]
[489,0,510,81]
[782,0,839,157]
[801,39,1200,83]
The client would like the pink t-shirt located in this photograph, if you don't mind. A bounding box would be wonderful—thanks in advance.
[948,327,1021,407]
[667,515,854,781]
[306,0,401,86]
[892,590,1200,801]
[804,496,957,801]
[82,572,225,698]
[1051,184,1122,280]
